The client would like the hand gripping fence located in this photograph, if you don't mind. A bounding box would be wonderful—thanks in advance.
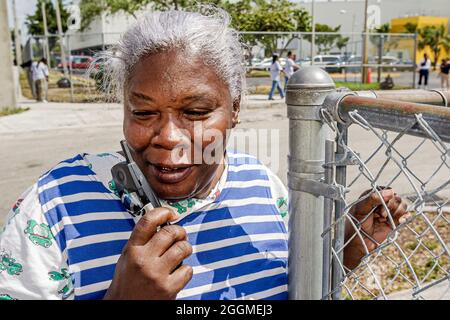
[286,67,450,300]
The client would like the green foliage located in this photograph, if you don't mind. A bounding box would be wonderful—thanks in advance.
[336,36,350,51]
[79,0,311,58]
[223,0,311,56]
[418,24,449,69]
[303,24,346,55]
[316,24,341,54]
[79,0,222,31]
[26,0,69,35]
[371,23,399,55]
[404,22,418,34]
[0,107,30,117]
[373,23,391,34]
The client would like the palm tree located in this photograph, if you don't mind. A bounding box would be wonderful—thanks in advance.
[439,34,450,57]
[418,25,448,70]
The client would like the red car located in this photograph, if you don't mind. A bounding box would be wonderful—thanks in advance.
[57,55,99,70]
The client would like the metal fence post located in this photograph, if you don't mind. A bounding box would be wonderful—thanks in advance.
[286,67,335,299]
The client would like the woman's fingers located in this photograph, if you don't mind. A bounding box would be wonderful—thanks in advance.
[376,194,401,219]
[160,239,193,273]
[168,265,194,296]
[353,189,395,219]
[148,224,188,257]
[128,207,178,246]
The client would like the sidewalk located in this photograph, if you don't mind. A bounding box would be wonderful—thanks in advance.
[0,95,286,134]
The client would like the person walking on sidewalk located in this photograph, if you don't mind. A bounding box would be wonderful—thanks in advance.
[417,53,431,89]
[32,58,49,103]
[283,51,300,93]
[268,54,284,100]
[439,58,449,90]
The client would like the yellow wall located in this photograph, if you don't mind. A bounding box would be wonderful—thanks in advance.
[390,16,449,65]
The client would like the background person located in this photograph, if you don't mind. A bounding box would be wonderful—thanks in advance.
[439,58,449,90]
[32,58,49,103]
[268,54,284,100]
[20,60,37,99]
[417,53,431,89]
[283,51,300,92]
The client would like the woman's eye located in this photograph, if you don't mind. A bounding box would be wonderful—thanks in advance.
[132,111,158,118]
[184,110,211,117]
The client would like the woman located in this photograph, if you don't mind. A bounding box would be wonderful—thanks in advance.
[268,55,285,100]
[417,53,431,89]
[0,8,408,300]
[439,58,449,90]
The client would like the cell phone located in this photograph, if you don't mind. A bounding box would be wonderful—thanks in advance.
[111,140,161,216]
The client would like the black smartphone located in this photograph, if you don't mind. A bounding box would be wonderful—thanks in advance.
[111,140,161,216]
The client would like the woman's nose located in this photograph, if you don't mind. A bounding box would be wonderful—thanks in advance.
[151,115,190,150]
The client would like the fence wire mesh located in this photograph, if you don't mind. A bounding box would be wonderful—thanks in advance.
[322,104,450,300]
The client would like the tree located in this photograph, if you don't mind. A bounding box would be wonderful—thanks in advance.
[223,0,311,57]
[404,22,418,34]
[418,24,449,69]
[336,36,350,54]
[79,0,311,58]
[26,0,69,35]
[79,0,222,31]
[371,22,398,55]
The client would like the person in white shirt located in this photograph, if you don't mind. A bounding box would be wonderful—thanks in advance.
[283,51,300,92]
[418,53,431,89]
[32,58,49,102]
[268,55,284,100]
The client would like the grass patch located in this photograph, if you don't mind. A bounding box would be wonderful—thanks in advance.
[341,211,449,300]
[246,70,270,78]
[19,70,108,103]
[0,106,30,117]
[248,82,409,95]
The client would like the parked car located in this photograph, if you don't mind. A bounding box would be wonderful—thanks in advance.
[343,55,376,73]
[251,57,286,71]
[57,55,98,70]
[302,55,344,73]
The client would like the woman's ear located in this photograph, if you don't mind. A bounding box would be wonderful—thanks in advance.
[231,97,241,128]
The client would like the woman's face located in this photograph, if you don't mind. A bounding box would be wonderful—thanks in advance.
[123,50,239,200]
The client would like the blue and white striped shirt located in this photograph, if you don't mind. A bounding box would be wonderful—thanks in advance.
[0,151,289,300]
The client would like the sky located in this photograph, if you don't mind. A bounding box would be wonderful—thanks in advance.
[6,0,450,41]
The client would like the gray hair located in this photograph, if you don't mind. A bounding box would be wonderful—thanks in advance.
[92,7,246,104]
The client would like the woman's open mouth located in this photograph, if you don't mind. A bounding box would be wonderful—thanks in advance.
[148,163,194,184]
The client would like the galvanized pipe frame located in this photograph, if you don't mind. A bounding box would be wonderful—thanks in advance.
[329,95,450,143]
[286,67,335,300]
[352,89,450,107]
[287,66,450,300]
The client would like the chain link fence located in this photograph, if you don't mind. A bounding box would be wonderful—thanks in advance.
[286,67,450,300]
[18,31,419,103]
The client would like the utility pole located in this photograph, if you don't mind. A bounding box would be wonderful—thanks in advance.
[41,1,51,64]
[55,0,68,77]
[0,0,17,108]
[12,0,22,66]
[310,0,315,65]
[361,0,369,83]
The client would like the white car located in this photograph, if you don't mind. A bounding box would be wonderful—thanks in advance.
[252,57,286,71]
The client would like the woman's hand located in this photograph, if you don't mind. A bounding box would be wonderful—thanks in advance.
[343,188,410,270]
[104,207,193,300]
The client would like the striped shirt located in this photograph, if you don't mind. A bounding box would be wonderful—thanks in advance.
[0,151,289,300]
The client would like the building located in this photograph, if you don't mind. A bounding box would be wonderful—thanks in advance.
[67,12,136,53]
[389,16,449,65]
